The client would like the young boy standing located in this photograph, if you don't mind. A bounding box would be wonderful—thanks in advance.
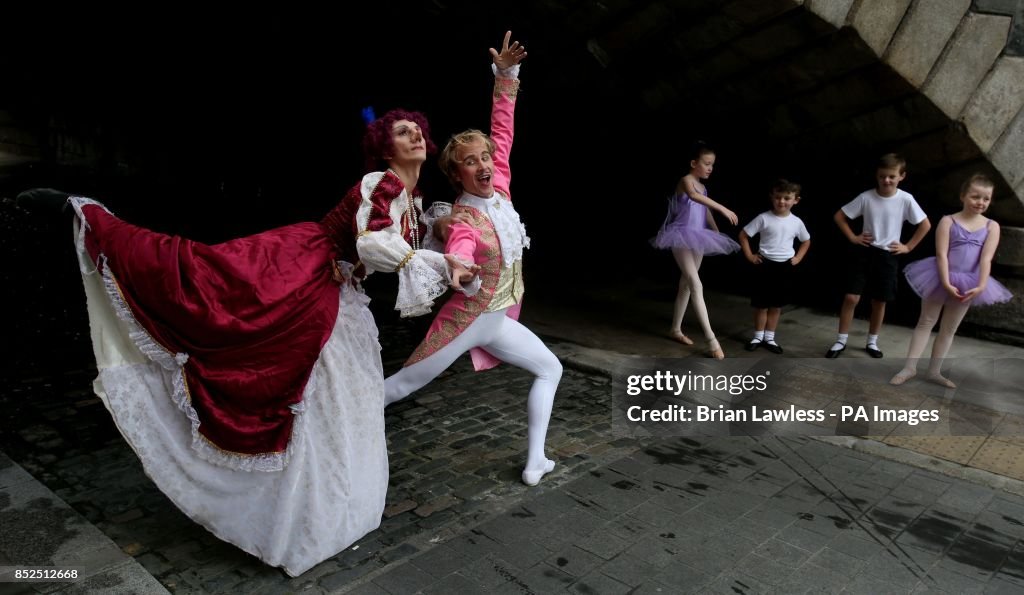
[739,179,811,354]
[825,154,931,358]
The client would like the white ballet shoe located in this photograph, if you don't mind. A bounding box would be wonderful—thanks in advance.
[521,459,555,487]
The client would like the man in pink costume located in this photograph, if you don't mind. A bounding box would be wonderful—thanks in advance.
[384,32,562,487]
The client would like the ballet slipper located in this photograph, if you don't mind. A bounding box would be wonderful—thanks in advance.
[708,338,725,360]
[522,459,555,487]
[926,373,956,389]
[889,369,916,386]
[670,330,694,345]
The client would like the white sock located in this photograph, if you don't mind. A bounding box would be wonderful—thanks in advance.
[751,330,764,343]
[831,333,848,352]
[764,330,777,345]
[867,334,879,349]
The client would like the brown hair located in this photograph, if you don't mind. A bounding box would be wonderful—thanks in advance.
[960,173,995,196]
[770,178,802,196]
[438,129,497,190]
[878,153,907,174]
[690,141,714,163]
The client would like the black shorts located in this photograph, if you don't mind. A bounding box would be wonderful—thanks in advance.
[845,245,898,302]
[751,257,795,309]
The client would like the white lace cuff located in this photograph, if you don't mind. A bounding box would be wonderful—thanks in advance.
[394,250,449,317]
[447,254,481,297]
[492,63,521,79]
[420,202,452,254]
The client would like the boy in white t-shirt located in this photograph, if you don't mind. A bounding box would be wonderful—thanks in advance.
[739,179,811,354]
[825,154,931,358]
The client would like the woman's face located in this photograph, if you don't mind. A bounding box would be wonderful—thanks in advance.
[455,138,494,197]
[387,119,427,166]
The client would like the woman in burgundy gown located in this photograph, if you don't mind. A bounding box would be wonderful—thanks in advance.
[20,108,469,576]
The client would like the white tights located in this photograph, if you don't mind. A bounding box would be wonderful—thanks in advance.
[384,309,562,472]
[671,247,716,342]
[900,299,970,376]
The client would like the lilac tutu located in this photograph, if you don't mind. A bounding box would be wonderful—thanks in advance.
[903,218,1013,306]
[651,193,740,256]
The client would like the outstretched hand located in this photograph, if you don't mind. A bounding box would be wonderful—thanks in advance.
[445,254,480,290]
[490,30,527,69]
[719,206,739,226]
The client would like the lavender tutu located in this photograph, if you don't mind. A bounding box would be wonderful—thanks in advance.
[651,193,740,256]
[904,219,1013,306]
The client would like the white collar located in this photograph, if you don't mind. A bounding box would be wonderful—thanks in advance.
[457,192,530,267]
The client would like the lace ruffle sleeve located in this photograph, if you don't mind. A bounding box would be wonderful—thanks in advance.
[356,231,449,317]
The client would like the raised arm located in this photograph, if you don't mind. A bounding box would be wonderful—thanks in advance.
[488,31,526,197]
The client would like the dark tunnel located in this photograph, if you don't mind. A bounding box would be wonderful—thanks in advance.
[2,1,1023,375]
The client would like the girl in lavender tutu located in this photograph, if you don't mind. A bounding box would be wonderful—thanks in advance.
[890,174,1013,388]
[651,142,740,359]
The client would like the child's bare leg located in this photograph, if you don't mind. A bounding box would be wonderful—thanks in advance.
[891,299,942,385]
[754,309,768,332]
[747,309,767,350]
[927,301,970,388]
[670,248,694,344]
[864,299,887,357]
[869,299,886,334]
[761,307,784,353]
[828,294,859,355]
[838,294,859,334]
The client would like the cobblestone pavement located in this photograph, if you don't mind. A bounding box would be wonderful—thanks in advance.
[0,288,642,593]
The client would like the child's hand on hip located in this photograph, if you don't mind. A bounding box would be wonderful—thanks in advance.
[888,241,909,254]
[851,231,873,246]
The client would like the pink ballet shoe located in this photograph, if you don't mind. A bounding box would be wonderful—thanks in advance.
[890,369,916,386]
[670,330,694,345]
[708,338,725,360]
[522,459,555,487]
[926,373,956,389]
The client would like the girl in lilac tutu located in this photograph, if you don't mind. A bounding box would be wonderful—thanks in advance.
[652,142,740,358]
[890,174,1012,388]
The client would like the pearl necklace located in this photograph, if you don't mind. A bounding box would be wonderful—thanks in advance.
[405,191,420,250]
[388,169,421,251]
